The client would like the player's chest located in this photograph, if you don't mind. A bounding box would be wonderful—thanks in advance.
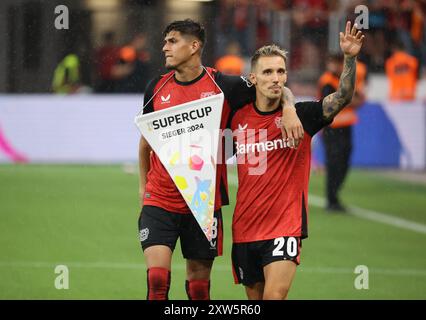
[233,114,310,160]
[233,114,282,142]
[153,84,219,111]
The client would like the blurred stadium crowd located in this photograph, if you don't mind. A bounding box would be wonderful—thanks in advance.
[1,2,425,169]
[85,0,425,97]
[2,0,421,98]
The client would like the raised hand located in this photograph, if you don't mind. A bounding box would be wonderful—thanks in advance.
[340,21,365,57]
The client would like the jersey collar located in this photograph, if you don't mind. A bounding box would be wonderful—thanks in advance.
[253,101,281,115]
[174,68,206,86]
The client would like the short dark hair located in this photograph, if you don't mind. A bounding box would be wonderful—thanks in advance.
[163,19,205,46]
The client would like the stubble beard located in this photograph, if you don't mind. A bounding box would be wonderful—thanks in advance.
[165,63,177,70]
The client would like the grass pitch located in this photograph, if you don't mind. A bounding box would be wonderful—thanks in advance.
[0,164,425,299]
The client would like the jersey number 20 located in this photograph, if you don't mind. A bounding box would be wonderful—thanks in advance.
[272,237,298,257]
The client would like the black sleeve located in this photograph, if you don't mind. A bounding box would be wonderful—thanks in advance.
[142,76,161,114]
[214,72,256,111]
[321,84,335,99]
[296,100,333,136]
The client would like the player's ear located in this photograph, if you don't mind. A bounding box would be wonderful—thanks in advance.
[190,40,201,55]
[249,73,256,85]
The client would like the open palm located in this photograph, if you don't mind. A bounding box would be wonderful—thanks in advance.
[340,21,365,57]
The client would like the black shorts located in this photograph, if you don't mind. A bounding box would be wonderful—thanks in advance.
[138,205,223,260]
[232,236,302,286]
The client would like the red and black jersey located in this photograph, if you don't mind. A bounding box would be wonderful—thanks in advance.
[142,67,255,214]
[230,100,331,243]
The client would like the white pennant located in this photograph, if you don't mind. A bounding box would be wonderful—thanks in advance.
[135,93,224,241]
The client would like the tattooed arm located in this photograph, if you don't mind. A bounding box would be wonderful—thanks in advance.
[281,86,304,145]
[322,21,365,120]
[322,56,356,119]
[282,86,296,109]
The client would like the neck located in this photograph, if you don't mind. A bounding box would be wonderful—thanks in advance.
[256,94,280,112]
[174,59,203,82]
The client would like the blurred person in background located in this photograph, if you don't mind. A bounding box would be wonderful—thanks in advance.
[52,53,84,94]
[292,0,329,43]
[228,0,251,55]
[385,40,419,101]
[318,53,367,212]
[410,0,426,72]
[216,0,266,56]
[94,31,120,93]
[113,33,152,93]
[388,0,425,63]
[52,53,93,94]
[346,0,388,72]
[291,0,329,71]
[215,40,245,75]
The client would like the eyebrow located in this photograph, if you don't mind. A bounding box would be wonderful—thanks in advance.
[262,67,286,73]
[164,35,178,41]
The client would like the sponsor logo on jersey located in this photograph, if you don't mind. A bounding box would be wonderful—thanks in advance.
[200,91,215,98]
[238,123,248,132]
[160,94,171,104]
[236,137,293,154]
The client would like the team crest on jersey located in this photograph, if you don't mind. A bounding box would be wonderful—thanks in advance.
[275,117,282,128]
[200,91,215,98]
[160,94,171,104]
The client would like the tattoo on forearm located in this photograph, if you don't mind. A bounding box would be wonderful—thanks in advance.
[282,86,295,108]
[322,56,356,119]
